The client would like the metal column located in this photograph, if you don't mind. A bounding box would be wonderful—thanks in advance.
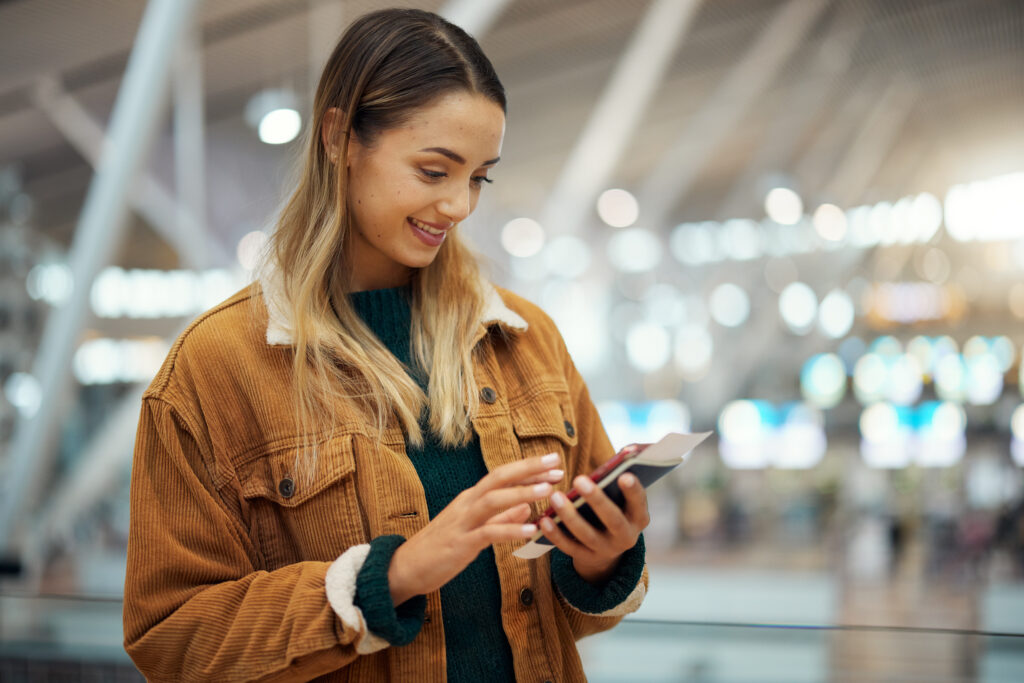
[0,0,204,555]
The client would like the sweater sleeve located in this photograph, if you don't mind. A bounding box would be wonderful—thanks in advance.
[351,535,426,645]
[550,534,646,615]
[124,397,376,682]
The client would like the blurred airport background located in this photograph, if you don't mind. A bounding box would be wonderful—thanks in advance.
[2,0,1024,680]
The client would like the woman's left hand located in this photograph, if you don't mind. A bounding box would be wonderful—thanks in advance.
[539,473,650,585]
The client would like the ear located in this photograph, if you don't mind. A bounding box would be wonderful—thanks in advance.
[321,107,345,163]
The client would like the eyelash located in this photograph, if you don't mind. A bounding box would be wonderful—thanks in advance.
[420,169,493,186]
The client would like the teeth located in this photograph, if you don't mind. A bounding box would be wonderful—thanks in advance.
[410,217,446,235]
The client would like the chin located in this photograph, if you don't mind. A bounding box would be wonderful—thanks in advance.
[401,251,443,271]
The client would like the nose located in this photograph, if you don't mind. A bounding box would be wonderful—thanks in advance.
[439,184,472,224]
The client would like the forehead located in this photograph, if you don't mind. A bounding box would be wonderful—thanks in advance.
[381,91,505,160]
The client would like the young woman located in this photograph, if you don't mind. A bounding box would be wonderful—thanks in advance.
[124,8,649,682]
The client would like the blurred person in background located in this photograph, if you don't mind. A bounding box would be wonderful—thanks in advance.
[122,8,649,682]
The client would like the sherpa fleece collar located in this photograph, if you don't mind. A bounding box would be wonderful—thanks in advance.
[259,261,528,346]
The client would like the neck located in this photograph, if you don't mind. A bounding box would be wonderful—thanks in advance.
[342,247,415,292]
[349,268,413,292]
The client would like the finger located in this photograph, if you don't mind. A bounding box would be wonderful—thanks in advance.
[538,515,587,556]
[619,473,651,528]
[573,475,632,539]
[470,482,553,525]
[549,491,604,550]
[476,453,562,492]
[471,522,538,548]
[487,502,532,525]
[518,468,565,486]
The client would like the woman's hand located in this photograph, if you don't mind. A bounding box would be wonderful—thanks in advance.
[539,473,650,585]
[387,453,564,605]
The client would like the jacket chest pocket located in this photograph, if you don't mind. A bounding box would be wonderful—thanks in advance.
[510,384,579,467]
[239,436,367,570]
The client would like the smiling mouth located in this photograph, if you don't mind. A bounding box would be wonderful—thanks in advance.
[409,217,449,236]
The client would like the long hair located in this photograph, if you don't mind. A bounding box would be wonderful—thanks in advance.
[263,8,507,480]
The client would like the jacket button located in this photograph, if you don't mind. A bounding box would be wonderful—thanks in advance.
[519,587,534,606]
[480,386,497,404]
[564,420,575,438]
[278,477,295,499]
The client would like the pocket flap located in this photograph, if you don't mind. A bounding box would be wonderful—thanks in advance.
[510,389,579,447]
[239,436,356,507]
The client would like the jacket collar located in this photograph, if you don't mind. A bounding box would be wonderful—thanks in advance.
[259,261,528,347]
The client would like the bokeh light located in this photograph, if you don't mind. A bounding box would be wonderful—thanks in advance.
[236,230,268,271]
[801,353,847,408]
[501,217,546,258]
[709,283,750,328]
[818,289,855,338]
[608,228,662,272]
[625,322,671,373]
[779,282,817,334]
[765,187,804,225]
[674,325,714,380]
[597,188,640,228]
[542,235,591,279]
[813,203,847,242]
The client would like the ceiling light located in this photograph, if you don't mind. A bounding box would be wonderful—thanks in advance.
[245,88,302,145]
[764,187,803,225]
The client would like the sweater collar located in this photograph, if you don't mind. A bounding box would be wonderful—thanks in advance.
[259,261,528,347]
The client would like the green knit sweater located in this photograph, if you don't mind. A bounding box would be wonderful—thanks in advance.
[350,286,645,682]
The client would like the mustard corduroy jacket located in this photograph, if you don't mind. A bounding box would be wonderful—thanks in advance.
[123,273,647,682]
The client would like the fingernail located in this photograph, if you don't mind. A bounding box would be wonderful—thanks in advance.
[551,492,565,508]
[542,453,560,466]
[621,473,636,487]
[522,524,537,535]
[547,469,564,480]
[576,477,594,494]
[533,482,552,496]
[541,518,554,532]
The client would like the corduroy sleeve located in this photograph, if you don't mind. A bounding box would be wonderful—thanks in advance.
[552,327,649,639]
[123,397,374,682]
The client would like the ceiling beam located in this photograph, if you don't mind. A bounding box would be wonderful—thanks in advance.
[792,78,881,201]
[30,76,225,268]
[638,0,828,228]
[173,17,209,268]
[821,79,917,207]
[715,3,865,219]
[538,0,703,236]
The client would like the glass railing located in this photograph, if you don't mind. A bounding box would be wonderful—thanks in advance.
[0,591,140,681]
[3,590,1024,681]
[580,618,1024,682]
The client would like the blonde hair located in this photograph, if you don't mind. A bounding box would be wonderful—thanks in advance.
[263,9,506,481]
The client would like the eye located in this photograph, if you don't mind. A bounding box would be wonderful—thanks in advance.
[420,169,447,181]
[471,175,493,187]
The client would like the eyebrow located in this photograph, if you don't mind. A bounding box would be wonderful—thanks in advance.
[420,147,501,166]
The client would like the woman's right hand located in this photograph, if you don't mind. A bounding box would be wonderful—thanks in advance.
[387,453,564,605]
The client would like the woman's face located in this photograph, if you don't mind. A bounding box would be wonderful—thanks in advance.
[338,90,505,291]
